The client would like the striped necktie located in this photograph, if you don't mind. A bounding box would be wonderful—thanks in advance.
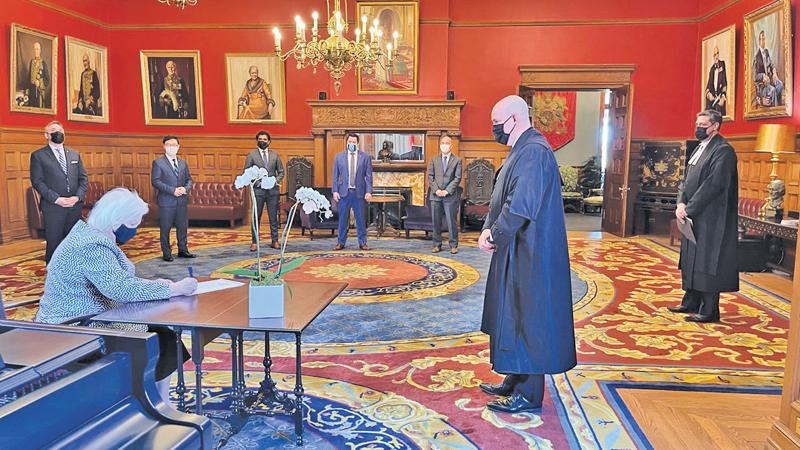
[55,148,67,175]
[171,159,179,178]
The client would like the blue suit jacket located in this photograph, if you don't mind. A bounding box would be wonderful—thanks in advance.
[332,150,373,199]
[151,156,193,207]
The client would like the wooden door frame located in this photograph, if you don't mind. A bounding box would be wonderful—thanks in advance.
[518,64,637,236]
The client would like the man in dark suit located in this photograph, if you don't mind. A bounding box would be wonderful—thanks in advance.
[151,135,194,262]
[244,130,284,251]
[670,109,738,323]
[30,121,89,263]
[428,134,462,254]
[753,30,784,107]
[704,46,727,116]
[332,133,373,250]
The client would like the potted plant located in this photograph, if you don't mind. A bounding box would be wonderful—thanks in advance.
[228,167,333,317]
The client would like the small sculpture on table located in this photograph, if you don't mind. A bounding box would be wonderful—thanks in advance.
[761,179,785,222]
[378,140,395,162]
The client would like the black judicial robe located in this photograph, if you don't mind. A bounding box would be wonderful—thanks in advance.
[678,134,739,293]
[480,127,577,375]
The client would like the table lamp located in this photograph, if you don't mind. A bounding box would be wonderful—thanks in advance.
[754,124,797,221]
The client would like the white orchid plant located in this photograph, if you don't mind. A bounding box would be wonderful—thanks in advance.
[227,166,333,286]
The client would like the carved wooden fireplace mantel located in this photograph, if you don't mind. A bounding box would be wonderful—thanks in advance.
[307,100,466,196]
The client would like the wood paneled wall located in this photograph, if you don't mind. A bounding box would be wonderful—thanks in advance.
[0,127,314,244]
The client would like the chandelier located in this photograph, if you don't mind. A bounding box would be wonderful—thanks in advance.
[158,0,197,9]
[273,0,398,95]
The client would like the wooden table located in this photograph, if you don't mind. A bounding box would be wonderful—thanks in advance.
[738,215,798,275]
[367,195,405,237]
[93,280,347,446]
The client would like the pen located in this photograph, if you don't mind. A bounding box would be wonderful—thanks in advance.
[188,266,194,278]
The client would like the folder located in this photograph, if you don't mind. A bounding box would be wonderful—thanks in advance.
[677,217,696,244]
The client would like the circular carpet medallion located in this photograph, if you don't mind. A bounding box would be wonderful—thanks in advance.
[211,250,481,304]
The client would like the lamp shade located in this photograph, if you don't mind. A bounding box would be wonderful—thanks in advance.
[754,124,797,153]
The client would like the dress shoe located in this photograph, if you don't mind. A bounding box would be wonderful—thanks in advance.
[177,252,196,258]
[270,242,281,250]
[162,255,174,262]
[480,382,514,397]
[685,313,720,323]
[333,243,345,251]
[487,393,542,414]
[432,246,441,253]
[668,305,698,314]
[249,243,257,252]
[450,247,459,254]
[359,244,370,251]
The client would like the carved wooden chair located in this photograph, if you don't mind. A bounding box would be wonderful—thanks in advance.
[461,159,495,230]
[281,157,313,226]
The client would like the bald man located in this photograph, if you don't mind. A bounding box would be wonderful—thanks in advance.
[477,95,576,413]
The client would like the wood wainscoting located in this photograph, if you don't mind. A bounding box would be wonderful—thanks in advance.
[0,126,314,244]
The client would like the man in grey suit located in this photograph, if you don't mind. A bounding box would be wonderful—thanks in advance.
[428,134,462,254]
[244,130,284,251]
[151,135,194,262]
[30,121,89,263]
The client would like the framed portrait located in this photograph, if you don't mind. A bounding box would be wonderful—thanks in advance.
[140,50,204,126]
[356,1,419,95]
[10,23,57,115]
[700,25,736,122]
[224,53,286,124]
[65,37,109,123]
[743,0,793,119]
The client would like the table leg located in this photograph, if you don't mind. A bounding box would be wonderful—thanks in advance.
[294,332,304,446]
[191,329,205,415]
[174,326,186,412]
[229,332,242,413]
[238,332,246,394]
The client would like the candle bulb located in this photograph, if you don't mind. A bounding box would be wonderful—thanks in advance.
[387,43,393,60]
[362,15,367,34]
[393,31,398,49]
[369,26,375,44]
[376,29,383,49]
[312,11,319,37]
[355,28,361,44]
[272,27,282,52]
[300,22,306,42]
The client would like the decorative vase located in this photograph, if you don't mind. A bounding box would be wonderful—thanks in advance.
[248,282,285,318]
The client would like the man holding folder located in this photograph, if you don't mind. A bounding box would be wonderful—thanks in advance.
[670,109,738,323]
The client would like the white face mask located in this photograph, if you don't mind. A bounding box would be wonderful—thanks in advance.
[440,144,451,154]
[165,146,179,159]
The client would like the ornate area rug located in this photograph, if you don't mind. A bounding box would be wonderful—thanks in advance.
[0,229,789,449]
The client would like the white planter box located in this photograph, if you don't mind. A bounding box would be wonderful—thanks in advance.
[248,283,285,318]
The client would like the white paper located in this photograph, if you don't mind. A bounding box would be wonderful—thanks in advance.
[192,279,244,295]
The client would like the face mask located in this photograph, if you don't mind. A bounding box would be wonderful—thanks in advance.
[440,144,451,153]
[257,140,268,150]
[49,131,65,144]
[347,144,357,152]
[695,125,713,140]
[114,224,137,244]
[165,146,179,158]
[492,116,514,145]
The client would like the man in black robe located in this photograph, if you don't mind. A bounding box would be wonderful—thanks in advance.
[477,95,576,413]
[669,109,738,322]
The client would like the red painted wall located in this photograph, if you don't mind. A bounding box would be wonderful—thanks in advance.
[696,0,800,135]
[3,0,796,141]
[0,0,111,132]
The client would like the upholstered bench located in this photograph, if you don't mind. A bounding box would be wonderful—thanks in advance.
[148,182,249,228]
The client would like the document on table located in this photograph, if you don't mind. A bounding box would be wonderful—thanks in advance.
[677,217,696,244]
[192,279,244,295]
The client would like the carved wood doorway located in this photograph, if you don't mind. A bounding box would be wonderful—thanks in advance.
[518,65,636,237]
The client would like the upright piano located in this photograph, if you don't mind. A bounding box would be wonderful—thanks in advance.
[0,320,212,449]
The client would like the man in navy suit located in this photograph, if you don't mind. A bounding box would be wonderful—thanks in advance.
[30,121,89,263]
[151,135,195,262]
[332,133,373,250]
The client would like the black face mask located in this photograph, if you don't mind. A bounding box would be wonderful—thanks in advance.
[49,131,65,144]
[695,125,713,141]
[492,116,514,145]
[257,140,268,150]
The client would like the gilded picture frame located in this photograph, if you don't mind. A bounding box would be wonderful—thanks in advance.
[10,23,57,115]
[224,53,286,124]
[65,36,109,123]
[140,50,204,126]
[356,1,419,95]
[743,0,793,119]
[700,25,736,122]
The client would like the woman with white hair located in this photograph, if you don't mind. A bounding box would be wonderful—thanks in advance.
[35,187,197,401]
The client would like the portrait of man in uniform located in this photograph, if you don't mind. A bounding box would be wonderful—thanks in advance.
[10,23,57,115]
[225,53,286,124]
[140,50,204,126]
[66,36,109,123]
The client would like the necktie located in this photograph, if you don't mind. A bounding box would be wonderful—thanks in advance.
[261,150,268,167]
[348,152,356,188]
[55,148,67,175]
[443,155,449,169]
[172,159,179,178]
